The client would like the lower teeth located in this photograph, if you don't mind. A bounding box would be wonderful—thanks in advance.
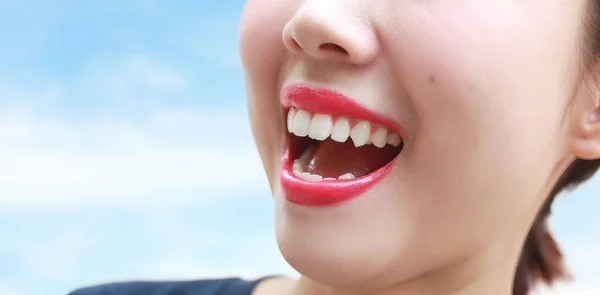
[338,173,356,180]
[293,158,356,182]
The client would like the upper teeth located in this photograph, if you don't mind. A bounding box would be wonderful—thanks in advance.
[287,107,402,148]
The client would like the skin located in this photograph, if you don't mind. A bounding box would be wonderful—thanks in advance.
[239,1,600,294]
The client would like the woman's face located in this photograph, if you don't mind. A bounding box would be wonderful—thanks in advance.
[240,0,589,289]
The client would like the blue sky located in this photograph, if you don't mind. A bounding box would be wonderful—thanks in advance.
[0,1,598,295]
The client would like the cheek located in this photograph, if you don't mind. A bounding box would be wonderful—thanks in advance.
[240,0,296,178]
[385,4,576,212]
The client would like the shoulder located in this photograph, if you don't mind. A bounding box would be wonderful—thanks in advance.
[67,277,269,295]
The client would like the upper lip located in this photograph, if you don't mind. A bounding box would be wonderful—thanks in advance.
[280,83,405,137]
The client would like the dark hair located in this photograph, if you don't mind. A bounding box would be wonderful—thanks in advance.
[512,1,600,294]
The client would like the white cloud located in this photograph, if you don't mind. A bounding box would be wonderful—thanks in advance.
[4,221,100,282]
[0,106,265,208]
[0,283,27,295]
[0,49,266,209]
[75,53,190,98]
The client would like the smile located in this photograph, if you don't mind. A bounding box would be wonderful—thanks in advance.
[280,84,405,206]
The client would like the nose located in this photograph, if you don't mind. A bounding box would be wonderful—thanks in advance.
[282,1,379,65]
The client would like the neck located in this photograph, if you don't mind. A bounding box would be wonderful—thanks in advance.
[290,241,523,295]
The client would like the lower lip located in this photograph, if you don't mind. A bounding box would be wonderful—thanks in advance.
[280,140,397,206]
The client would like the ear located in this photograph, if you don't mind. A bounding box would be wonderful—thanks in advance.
[570,104,600,160]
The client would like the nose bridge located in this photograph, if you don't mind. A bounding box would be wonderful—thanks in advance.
[282,0,379,64]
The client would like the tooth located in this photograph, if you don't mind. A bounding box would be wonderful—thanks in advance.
[307,174,323,182]
[324,177,336,181]
[293,170,301,176]
[293,109,311,137]
[293,160,302,172]
[287,108,297,133]
[350,121,371,147]
[300,172,323,182]
[331,117,351,142]
[371,127,388,148]
[387,133,402,147]
[338,173,356,180]
[308,113,333,140]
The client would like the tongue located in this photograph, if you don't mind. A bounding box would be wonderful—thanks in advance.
[305,139,399,179]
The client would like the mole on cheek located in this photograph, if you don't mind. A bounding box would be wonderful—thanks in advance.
[428,75,436,83]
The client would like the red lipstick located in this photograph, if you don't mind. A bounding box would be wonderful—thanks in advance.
[279,83,404,206]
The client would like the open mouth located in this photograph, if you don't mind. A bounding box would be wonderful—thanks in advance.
[279,84,404,206]
[287,108,403,181]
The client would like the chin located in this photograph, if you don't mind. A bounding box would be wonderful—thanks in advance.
[272,184,423,290]
[275,214,387,288]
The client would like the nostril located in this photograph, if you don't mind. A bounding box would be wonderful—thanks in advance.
[318,43,349,56]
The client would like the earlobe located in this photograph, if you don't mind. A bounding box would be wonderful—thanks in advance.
[570,106,600,160]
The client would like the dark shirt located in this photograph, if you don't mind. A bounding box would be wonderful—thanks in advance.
[67,277,266,295]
